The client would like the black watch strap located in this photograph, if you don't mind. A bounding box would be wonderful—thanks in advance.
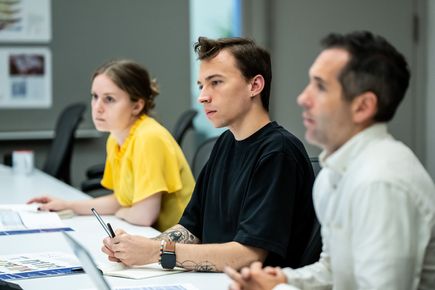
[160,241,176,269]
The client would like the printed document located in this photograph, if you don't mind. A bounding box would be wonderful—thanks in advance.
[0,204,72,235]
[0,252,82,279]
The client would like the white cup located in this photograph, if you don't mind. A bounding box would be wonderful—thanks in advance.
[12,150,34,175]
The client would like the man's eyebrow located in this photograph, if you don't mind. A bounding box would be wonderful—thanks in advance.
[313,76,327,86]
[197,74,224,85]
[205,74,223,81]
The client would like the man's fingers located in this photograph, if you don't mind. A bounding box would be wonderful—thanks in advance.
[240,267,251,280]
[224,266,244,284]
[108,256,121,262]
[250,261,263,271]
[101,245,110,255]
[115,228,126,235]
[275,268,287,282]
[263,266,277,275]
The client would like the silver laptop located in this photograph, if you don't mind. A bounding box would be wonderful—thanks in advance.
[62,232,196,290]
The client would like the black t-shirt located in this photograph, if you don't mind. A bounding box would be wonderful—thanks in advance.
[179,121,315,268]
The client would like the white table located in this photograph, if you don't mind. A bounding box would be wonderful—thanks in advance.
[0,165,230,290]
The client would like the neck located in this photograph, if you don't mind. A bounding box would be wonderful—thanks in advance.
[113,116,142,145]
[113,128,132,146]
[323,121,375,157]
[229,107,271,140]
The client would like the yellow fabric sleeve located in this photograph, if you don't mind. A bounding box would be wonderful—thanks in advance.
[100,116,194,231]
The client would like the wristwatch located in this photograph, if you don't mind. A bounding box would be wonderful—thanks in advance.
[160,241,176,269]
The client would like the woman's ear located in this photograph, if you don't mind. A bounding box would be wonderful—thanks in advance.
[352,91,377,124]
[250,74,265,98]
[132,99,145,116]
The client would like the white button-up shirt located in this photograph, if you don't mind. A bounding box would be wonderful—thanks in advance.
[275,124,435,290]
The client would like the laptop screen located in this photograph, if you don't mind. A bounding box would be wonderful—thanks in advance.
[63,232,111,290]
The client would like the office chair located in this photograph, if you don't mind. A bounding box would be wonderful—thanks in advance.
[42,102,86,185]
[191,136,218,179]
[172,109,198,145]
[81,109,198,194]
[299,156,323,266]
[2,103,85,184]
[309,156,321,176]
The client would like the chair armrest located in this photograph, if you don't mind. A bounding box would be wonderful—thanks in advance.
[81,178,105,192]
[86,163,105,179]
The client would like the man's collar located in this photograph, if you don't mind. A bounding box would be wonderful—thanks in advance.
[319,123,389,174]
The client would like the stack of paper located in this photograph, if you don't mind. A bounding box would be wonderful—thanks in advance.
[0,252,82,280]
[0,204,72,235]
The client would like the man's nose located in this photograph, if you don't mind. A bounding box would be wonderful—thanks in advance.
[297,87,310,108]
[198,90,211,104]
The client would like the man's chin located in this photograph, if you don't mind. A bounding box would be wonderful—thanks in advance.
[209,121,226,129]
[305,133,321,147]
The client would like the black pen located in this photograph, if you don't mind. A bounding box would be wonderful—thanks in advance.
[107,223,116,238]
[91,208,116,238]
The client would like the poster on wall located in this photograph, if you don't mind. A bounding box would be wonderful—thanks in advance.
[0,47,51,108]
[0,0,51,42]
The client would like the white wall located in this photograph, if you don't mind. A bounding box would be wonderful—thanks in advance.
[257,0,416,158]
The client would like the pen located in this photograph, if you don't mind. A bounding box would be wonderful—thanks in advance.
[91,208,115,238]
[107,223,116,238]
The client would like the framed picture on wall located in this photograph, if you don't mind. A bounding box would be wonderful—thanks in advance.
[0,0,51,43]
[0,47,52,108]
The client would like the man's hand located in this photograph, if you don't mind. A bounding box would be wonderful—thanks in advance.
[101,229,160,266]
[225,262,287,290]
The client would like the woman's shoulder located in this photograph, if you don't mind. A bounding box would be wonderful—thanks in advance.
[134,116,174,144]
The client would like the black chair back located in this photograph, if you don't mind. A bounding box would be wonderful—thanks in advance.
[191,137,218,179]
[172,109,198,145]
[309,156,321,176]
[43,103,86,184]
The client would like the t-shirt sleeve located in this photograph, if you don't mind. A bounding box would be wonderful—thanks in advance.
[234,151,300,258]
[131,132,183,204]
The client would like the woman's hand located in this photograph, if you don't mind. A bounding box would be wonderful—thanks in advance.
[27,196,69,212]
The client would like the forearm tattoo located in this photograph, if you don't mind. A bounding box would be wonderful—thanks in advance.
[152,225,217,272]
[152,224,200,244]
[176,260,217,272]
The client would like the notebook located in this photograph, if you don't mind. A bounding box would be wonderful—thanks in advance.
[62,233,198,290]
[100,262,185,280]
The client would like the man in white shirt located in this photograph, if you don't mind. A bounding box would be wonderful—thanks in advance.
[225,30,435,290]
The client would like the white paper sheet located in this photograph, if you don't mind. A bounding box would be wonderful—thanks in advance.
[0,204,68,232]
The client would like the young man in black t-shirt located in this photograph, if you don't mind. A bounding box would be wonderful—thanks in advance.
[102,37,315,272]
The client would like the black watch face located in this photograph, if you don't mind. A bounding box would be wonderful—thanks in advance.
[162,253,176,269]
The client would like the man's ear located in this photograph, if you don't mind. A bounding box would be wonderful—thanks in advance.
[132,99,145,116]
[250,75,265,98]
[352,91,377,124]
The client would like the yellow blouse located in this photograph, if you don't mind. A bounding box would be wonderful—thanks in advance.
[101,115,195,231]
